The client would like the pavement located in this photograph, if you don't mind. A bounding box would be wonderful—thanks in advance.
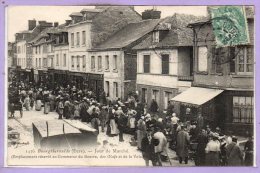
[7,108,195,167]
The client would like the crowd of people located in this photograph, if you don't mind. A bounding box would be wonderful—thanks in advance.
[8,80,254,167]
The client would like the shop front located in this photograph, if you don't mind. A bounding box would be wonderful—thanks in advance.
[89,73,104,102]
[68,72,89,90]
[171,87,224,128]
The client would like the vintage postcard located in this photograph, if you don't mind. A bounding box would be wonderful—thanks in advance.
[5,5,255,167]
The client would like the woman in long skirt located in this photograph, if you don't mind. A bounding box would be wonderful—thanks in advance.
[49,92,56,112]
[24,95,30,111]
[137,116,146,149]
[73,101,80,119]
[109,111,119,136]
[35,92,42,111]
[35,100,42,111]
[44,92,50,114]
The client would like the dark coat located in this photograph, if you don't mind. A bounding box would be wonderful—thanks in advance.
[176,130,190,158]
[80,102,89,122]
[141,136,159,160]
[226,142,243,166]
[117,114,128,131]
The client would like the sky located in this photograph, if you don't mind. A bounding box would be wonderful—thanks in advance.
[7,6,207,42]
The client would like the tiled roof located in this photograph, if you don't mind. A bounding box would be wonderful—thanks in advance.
[29,24,67,44]
[133,13,201,50]
[92,19,161,50]
[90,6,142,47]
[69,12,83,17]
[80,8,104,13]
[188,6,254,26]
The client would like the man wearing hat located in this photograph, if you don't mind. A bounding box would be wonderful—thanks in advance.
[196,113,204,135]
[205,133,221,166]
[80,97,90,122]
[226,136,243,166]
[141,127,159,166]
[176,123,190,164]
[57,97,64,119]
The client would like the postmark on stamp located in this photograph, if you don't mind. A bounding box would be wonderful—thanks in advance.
[210,6,250,47]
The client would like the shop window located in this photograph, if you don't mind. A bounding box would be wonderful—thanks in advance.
[233,96,254,123]
[198,46,208,72]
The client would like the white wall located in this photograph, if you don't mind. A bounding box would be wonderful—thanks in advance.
[88,50,124,100]
[137,48,192,89]
[16,40,27,69]
[54,45,69,71]
[68,21,92,52]
[137,49,178,75]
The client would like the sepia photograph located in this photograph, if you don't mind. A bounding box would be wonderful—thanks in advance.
[6,5,255,167]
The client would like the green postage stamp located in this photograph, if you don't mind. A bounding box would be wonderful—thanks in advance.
[210,6,250,47]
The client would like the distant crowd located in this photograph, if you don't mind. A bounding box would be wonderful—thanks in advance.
[8,80,254,167]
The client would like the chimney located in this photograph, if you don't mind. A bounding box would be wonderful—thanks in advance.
[38,20,46,25]
[65,20,72,26]
[54,22,59,27]
[142,9,161,20]
[28,19,36,30]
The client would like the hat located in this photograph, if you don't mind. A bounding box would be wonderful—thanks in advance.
[141,116,145,120]
[83,97,87,101]
[211,132,219,139]
[74,100,79,104]
[60,97,64,100]
[157,118,163,123]
[145,114,151,119]
[172,113,176,117]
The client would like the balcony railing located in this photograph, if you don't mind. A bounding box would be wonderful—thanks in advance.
[178,75,194,81]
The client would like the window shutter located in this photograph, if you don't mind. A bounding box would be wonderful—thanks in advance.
[162,54,169,74]
[211,46,216,73]
[143,55,150,73]
[216,48,224,74]
[229,47,236,73]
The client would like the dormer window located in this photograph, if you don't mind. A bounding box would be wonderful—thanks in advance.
[153,31,159,43]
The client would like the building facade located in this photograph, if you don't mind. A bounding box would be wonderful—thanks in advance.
[178,7,255,135]
[89,17,161,101]
[133,13,199,112]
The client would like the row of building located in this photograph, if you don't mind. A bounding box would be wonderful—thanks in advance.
[8,6,254,135]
